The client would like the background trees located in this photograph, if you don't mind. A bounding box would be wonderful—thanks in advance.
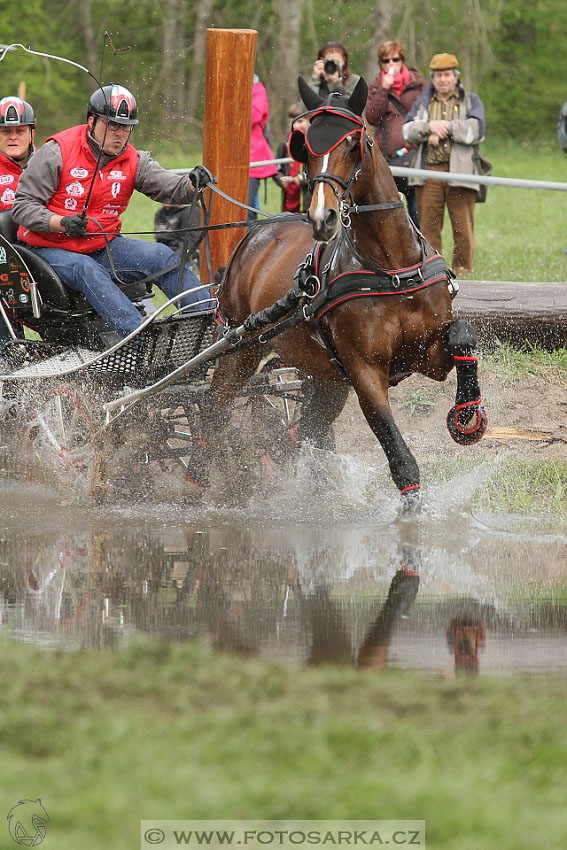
[1,0,565,148]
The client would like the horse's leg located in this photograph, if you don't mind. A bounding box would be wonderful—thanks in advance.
[350,365,421,510]
[444,320,488,445]
[185,345,264,487]
[298,376,350,451]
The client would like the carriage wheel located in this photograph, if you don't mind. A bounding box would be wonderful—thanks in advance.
[446,401,488,445]
[247,356,304,465]
[21,384,96,492]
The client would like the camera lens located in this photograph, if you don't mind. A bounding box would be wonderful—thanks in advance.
[323,59,340,75]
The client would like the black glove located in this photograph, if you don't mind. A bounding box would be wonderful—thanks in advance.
[61,214,88,238]
[189,165,217,192]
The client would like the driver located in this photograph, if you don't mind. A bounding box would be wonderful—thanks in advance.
[0,96,36,210]
[12,84,215,339]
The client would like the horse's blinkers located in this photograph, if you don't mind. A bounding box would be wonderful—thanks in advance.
[288,129,309,164]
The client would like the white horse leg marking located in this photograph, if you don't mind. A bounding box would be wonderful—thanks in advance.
[313,154,330,224]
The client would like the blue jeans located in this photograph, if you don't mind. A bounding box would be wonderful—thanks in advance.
[30,236,214,337]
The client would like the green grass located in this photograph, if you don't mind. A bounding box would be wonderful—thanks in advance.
[1,636,567,850]
[479,340,567,378]
[461,138,567,281]
[422,454,567,521]
[123,137,567,283]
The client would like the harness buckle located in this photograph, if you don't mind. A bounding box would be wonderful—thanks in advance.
[340,200,351,228]
[391,274,401,288]
[301,274,321,298]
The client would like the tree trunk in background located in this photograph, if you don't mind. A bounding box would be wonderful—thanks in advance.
[187,0,215,123]
[76,0,98,93]
[272,0,304,140]
[161,0,187,122]
[366,0,394,80]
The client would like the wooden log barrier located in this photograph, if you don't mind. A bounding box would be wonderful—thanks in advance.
[201,28,257,285]
[455,280,567,350]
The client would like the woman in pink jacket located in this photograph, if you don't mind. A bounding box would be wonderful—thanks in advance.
[248,75,278,221]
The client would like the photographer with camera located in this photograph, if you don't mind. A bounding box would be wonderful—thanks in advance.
[308,42,360,100]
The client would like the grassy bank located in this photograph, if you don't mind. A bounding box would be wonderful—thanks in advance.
[1,636,566,850]
[123,138,567,283]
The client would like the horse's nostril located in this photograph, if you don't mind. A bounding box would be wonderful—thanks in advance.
[325,209,337,228]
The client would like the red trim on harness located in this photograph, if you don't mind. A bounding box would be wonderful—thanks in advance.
[454,398,482,412]
[184,473,210,488]
[454,355,478,362]
[400,483,420,495]
[314,275,448,320]
[305,128,363,158]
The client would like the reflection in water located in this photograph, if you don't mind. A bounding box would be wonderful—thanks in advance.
[1,481,566,677]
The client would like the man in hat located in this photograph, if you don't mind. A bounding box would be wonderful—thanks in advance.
[402,53,485,275]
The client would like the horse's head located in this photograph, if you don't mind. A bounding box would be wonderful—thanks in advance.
[290,76,377,242]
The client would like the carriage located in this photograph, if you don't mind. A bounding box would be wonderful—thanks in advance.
[0,74,487,510]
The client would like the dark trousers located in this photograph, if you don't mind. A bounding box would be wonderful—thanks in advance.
[416,164,476,274]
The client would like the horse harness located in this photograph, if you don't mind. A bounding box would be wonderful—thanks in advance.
[292,234,456,379]
[220,98,458,380]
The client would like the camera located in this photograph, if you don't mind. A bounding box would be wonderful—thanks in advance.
[323,58,340,75]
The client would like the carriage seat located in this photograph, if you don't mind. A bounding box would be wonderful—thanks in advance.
[0,210,151,312]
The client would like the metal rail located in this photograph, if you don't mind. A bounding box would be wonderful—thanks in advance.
[176,160,567,193]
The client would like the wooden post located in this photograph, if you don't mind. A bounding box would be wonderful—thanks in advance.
[201,28,257,284]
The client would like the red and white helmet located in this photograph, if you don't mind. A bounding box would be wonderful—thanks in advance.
[0,96,36,127]
[87,84,139,126]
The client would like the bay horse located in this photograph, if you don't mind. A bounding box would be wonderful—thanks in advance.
[196,76,486,510]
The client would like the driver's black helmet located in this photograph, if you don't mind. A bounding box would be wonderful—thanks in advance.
[0,96,36,127]
[87,84,139,126]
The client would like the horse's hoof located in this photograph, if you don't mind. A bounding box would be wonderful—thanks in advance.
[447,402,488,445]
[399,486,422,515]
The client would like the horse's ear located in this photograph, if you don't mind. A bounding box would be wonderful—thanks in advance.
[347,77,368,116]
[298,76,324,111]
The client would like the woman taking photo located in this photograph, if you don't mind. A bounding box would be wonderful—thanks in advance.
[309,41,360,100]
[365,40,426,227]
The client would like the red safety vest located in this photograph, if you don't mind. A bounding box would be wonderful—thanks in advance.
[0,151,24,210]
[18,125,137,253]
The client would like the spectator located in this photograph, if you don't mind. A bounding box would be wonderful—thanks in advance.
[12,84,215,340]
[557,101,567,153]
[403,53,485,275]
[308,42,361,101]
[248,75,278,222]
[273,102,312,213]
[0,96,36,210]
[365,41,426,228]
[0,96,36,353]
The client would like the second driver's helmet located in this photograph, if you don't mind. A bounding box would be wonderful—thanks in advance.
[87,84,139,126]
[0,97,36,128]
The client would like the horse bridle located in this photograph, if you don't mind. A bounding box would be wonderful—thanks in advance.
[297,106,404,226]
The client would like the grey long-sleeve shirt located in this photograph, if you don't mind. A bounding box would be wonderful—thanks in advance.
[12,127,196,233]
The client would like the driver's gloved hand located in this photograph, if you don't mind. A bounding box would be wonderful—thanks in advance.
[61,214,88,237]
[189,165,217,192]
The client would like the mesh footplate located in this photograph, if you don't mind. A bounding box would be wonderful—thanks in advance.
[1,313,217,387]
[87,313,216,387]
